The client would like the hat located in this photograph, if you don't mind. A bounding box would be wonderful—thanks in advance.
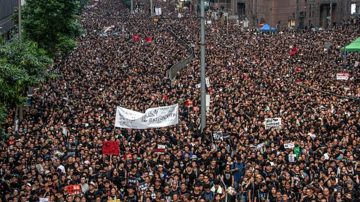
[26,183,31,187]
[90,181,96,186]
[57,165,66,174]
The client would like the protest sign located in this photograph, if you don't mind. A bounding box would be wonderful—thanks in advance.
[288,154,296,163]
[102,141,120,155]
[184,100,193,107]
[64,185,81,195]
[336,73,349,80]
[139,183,149,191]
[145,36,153,43]
[264,118,282,130]
[256,142,265,150]
[205,77,210,87]
[132,35,140,42]
[213,131,229,141]
[155,7,162,16]
[308,133,316,139]
[289,46,298,57]
[39,198,49,202]
[154,144,166,153]
[115,104,178,129]
[206,94,210,112]
[284,142,295,149]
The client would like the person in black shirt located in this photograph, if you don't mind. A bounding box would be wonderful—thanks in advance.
[302,187,317,202]
[222,164,234,187]
[124,186,138,202]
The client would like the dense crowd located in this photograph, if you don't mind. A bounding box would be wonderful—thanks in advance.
[1,0,360,201]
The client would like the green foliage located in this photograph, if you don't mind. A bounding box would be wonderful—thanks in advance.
[79,0,89,13]
[22,0,82,57]
[0,39,52,109]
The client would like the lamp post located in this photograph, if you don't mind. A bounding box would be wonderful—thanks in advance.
[200,0,206,132]
[18,0,21,40]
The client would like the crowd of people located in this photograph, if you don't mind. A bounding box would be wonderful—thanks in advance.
[1,0,360,201]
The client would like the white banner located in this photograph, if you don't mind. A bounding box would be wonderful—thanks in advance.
[115,104,178,129]
[264,118,282,130]
[336,73,349,80]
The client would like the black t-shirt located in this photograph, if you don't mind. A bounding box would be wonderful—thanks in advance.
[223,171,233,187]
[268,193,277,202]
[303,195,317,202]
[164,192,172,201]
[191,191,202,201]
[183,170,197,185]
[125,194,138,202]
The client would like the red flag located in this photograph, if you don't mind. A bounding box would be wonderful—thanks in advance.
[102,141,120,155]
[295,67,302,73]
[132,35,140,42]
[145,36,153,43]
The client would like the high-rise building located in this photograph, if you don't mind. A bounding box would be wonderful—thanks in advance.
[0,0,19,40]
[218,0,353,29]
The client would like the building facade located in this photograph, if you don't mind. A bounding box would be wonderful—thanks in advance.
[219,0,352,28]
[0,0,20,40]
[353,0,360,14]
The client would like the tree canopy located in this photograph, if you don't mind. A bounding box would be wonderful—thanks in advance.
[22,0,82,57]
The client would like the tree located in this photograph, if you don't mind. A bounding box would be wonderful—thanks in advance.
[0,39,52,125]
[22,0,82,57]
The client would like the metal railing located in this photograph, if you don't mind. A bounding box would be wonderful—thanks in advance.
[165,27,194,80]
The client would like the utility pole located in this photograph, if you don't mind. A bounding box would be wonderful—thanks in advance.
[200,0,206,132]
[131,0,134,13]
[150,0,154,16]
[15,0,22,132]
[329,0,333,28]
[18,0,21,39]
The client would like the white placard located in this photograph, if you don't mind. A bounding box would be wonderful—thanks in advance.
[115,104,178,129]
[355,61,359,67]
[155,7,162,16]
[39,198,49,202]
[264,118,282,130]
[206,95,210,107]
[195,78,210,88]
[213,131,229,141]
[256,143,265,150]
[205,77,210,87]
[308,133,316,139]
[336,73,349,80]
[284,142,295,149]
[288,154,296,163]
[213,131,223,141]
